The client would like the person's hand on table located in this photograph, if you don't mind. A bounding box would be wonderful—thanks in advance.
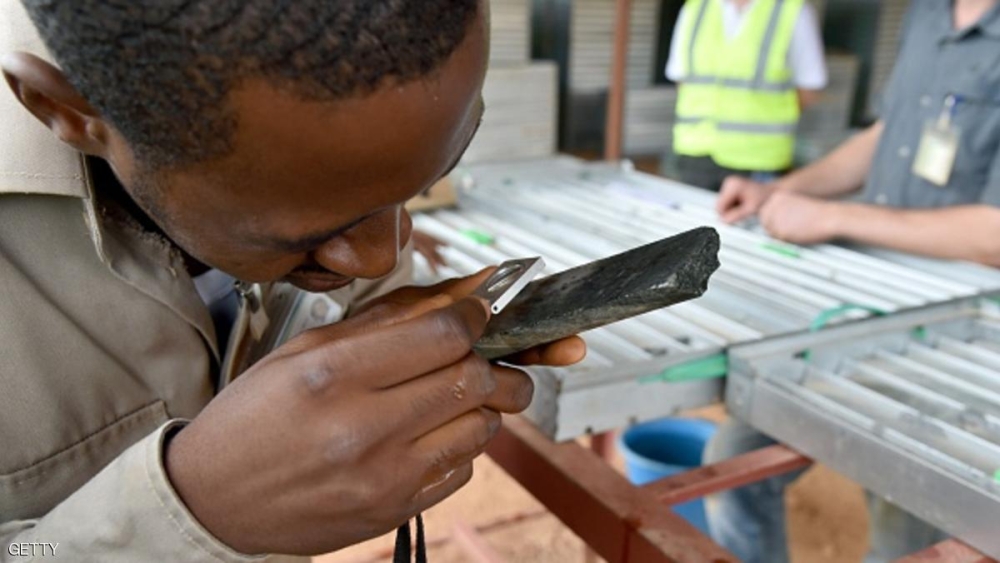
[759,191,842,245]
[716,175,777,224]
[165,269,585,557]
[411,230,446,273]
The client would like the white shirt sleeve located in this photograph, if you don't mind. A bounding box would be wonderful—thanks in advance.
[665,5,691,81]
[788,3,828,90]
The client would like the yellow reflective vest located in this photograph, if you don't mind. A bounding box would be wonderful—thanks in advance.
[673,0,803,171]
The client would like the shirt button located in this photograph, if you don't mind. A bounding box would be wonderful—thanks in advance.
[920,95,932,107]
[899,146,912,159]
[876,193,889,205]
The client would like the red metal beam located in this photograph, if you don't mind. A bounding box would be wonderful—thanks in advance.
[590,431,616,460]
[643,444,812,506]
[895,540,996,563]
[487,416,737,563]
[604,0,632,161]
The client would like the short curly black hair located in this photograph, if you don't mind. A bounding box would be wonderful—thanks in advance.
[22,1,480,168]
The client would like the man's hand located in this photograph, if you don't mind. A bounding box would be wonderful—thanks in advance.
[411,230,446,273]
[165,271,584,557]
[759,191,843,245]
[716,176,776,224]
[354,268,586,367]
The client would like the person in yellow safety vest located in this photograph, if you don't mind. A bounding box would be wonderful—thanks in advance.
[665,0,827,192]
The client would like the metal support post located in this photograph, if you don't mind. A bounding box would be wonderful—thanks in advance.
[604,0,632,161]
[643,444,812,506]
[487,416,737,563]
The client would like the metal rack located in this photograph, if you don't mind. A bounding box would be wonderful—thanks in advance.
[489,0,532,65]
[451,0,999,560]
[464,1,559,164]
[728,298,1000,558]
[415,156,1000,439]
[463,63,559,164]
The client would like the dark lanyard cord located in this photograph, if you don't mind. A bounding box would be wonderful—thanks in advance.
[392,514,427,563]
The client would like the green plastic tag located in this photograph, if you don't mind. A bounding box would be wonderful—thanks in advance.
[911,326,927,341]
[639,354,728,385]
[810,304,888,332]
[994,469,1000,483]
[760,242,801,259]
[461,229,495,245]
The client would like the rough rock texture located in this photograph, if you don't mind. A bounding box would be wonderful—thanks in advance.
[475,227,721,360]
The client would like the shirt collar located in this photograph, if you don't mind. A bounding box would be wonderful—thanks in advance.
[0,0,90,199]
[940,0,1000,42]
[977,1,1000,38]
[1,0,219,359]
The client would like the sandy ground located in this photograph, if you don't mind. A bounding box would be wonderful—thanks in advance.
[316,418,871,563]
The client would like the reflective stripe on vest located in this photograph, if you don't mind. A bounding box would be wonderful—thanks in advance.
[675,116,797,134]
[674,0,802,171]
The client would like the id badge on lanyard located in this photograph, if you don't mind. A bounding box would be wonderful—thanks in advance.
[913,94,961,187]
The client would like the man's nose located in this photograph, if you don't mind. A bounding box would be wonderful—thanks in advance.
[311,207,410,280]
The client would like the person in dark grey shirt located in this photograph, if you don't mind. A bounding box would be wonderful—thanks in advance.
[718,0,1000,267]
[710,2,1000,563]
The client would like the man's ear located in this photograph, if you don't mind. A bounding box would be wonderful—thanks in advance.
[1,51,112,157]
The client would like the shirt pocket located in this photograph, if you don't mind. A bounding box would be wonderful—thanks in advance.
[949,57,1000,162]
[0,401,169,521]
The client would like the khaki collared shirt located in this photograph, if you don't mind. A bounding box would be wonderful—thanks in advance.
[0,3,412,561]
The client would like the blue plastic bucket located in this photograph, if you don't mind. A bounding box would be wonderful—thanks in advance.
[617,418,717,534]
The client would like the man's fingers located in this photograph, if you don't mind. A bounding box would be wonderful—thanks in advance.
[759,204,782,238]
[722,205,753,225]
[349,293,459,332]
[758,198,776,223]
[380,358,529,443]
[499,336,587,367]
[300,297,491,390]
[716,189,738,216]
[427,267,495,300]
[392,267,494,302]
[411,408,500,491]
[483,365,534,413]
[412,230,447,271]
[426,246,446,268]
[716,177,745,215]
[410,462,475,516]
[382,354,498,439]
[352,268,496,327]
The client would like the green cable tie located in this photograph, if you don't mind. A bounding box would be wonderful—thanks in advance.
[810,304,888,333]
[994,468,1000,483]
[461,229,495,245]
[801,305,891,361]
[760,242,802,259]
[912,326,928,341]
[639,354,728,385]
